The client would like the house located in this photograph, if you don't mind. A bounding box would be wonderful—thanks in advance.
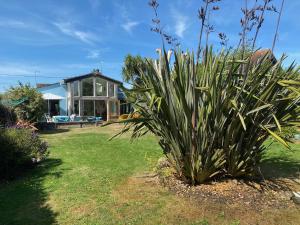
[38,70,123,121]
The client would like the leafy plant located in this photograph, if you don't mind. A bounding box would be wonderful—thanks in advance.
[110,0,298,185]
[112,48,300,184]
[6,82,44,122]
[0,127,49,179]
[122,55,149,86]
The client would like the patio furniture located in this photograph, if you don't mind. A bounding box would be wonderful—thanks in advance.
[51,115,103,128]
[44,113,52,123]
[52,116,70,123]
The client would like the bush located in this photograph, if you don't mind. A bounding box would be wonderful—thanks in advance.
[6,83,44,122]
[277,126,297,140]
[115,49,300,184]
[0,104,17,127]
[0,128,49,179]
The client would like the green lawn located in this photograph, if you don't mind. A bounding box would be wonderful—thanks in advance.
[0,126,299,225]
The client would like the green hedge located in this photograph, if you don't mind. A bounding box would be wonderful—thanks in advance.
[0,128,49,179]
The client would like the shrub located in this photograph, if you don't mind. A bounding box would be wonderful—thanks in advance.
[0,104,17,127]
[0,128,49,179]
[6,83,44,122]
[113,49,300,184]
[276,126,297,140]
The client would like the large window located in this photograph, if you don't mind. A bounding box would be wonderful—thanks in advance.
[82,78,94,96]
[73,100,79,115]
[108,83,115,97]
[83,100,94,116]
[95,78,107,96]
[109,101,117,115]
[73,81,79,96]
[95,100,106,117]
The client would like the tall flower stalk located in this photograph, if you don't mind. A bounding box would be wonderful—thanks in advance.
[252,0,269,50]
[272,0,285,52]
[148,0,179,48]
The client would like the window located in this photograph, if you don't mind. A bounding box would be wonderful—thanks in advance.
[73,81,79,96]
[43,100,48,114]
[83,100,94,116]
[73,100,79,115]
[109,101,117,115]
[108,83,115,97]
[95,100,106,117]
[82,78,94,96]
[95,78,107,96]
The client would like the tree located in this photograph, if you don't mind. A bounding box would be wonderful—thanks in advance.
[7,83,44,122]
[122,55,148,85]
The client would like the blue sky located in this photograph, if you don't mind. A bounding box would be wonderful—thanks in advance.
[0,0,299,92]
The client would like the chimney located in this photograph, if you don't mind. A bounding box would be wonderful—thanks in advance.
[93,69,100,74]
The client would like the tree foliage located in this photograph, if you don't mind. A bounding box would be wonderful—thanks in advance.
[7,83,44,122]
[122,54,148,85]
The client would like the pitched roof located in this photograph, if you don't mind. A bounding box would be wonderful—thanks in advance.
[36,83,52,88]
[63,71,122,84]
[37,82,61,91]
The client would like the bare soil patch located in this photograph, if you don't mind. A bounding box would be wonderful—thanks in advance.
[112,172,300,225]
[160,174,300,212]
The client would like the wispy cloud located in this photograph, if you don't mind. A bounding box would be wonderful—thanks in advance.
[87,50,100,59]
[115,3,140,34]
[0,19,26,28]
[53,22,97,44]
[171,9,189,38]
[0,62,38,75]
[86,47,109,59]
[121,21,139,33]
[0,18,53,35]
[175,19,188,38]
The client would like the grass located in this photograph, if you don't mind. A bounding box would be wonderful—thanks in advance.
[0,125,299,225]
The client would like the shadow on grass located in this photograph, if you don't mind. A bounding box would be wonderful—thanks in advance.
[39,128,70,135]
[260,157,300,179]
[0,158,63,225]
[253,156,300,191]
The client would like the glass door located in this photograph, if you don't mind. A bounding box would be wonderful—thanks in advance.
[95,100,107,120]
